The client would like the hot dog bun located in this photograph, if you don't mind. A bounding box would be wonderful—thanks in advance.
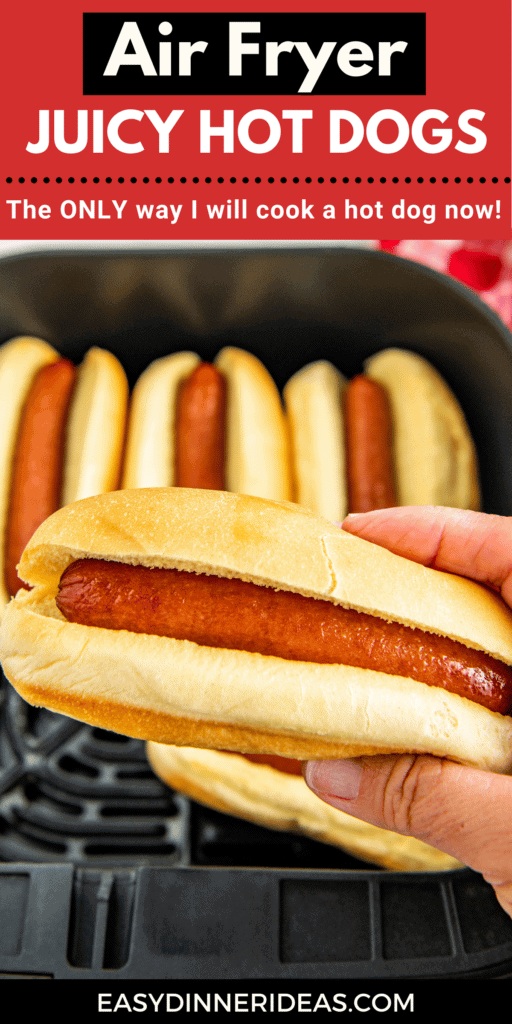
[283,360,347,521]
[284,348,480,518]
[145,743,461,872]
[214,347,291,501]
[0,337,129,612]
[61,346,129,504]
[365,348,480,509]
[122,346,291,501]
[122,352,200,488]
[2,488,512,772]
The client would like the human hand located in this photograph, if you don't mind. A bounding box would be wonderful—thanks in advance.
[304,506,512,917]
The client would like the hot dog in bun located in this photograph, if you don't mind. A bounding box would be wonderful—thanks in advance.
[2,488,512,774]
[122,346,291,500]
[284,348,480,520]
[0,337,128,611]
[136,347,482,865]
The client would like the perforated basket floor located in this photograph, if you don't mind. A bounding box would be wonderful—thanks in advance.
[2,674,512,980]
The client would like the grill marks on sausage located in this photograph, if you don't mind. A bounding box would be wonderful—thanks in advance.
[56,559,512,714]
[5,359,76,597]
[174,362,227,490]
[345,375,397,514]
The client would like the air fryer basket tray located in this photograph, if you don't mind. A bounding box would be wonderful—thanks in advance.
[1,246,512,979]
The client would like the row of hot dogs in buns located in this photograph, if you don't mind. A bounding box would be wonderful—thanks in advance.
[0,335,493,872]
[122,343,480,518]
[0,336,480,615]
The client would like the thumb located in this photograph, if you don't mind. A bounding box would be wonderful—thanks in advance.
[304,754,512,917]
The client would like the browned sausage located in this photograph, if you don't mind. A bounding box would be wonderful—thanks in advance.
[5,359,76,597]
[220,750,302,774]
[174,362,226,489]
[56,559,512,714]
[239,753,303,775]
[345,374,397,513]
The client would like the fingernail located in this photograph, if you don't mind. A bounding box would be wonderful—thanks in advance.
[304,759,363,800]
[342,514,366,529]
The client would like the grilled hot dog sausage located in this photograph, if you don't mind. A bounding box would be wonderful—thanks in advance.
[239,752,303,775]
[174,362,227,490]
[345,374,397,514]
[5,359,76,597]
[56,559,512,714]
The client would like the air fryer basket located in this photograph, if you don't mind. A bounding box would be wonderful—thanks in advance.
[1,247,512,980]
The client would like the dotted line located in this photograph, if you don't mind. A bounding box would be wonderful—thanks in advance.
[5,176,512,185]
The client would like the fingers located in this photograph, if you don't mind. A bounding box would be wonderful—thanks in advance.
[304,755,512,918]
[334,508,512,914]
[342,506,512,606]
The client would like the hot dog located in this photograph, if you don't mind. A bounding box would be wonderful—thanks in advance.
[0,337,129,610]
[5,358,76,599]
[344,374,397,514]
[122,346,291,501]
[0,337,59,609]
[141,354,477,867]
[174,361,227,490]
[55,558,512,714]
[2,488,512,774]
[284,349,480,520]
[145,744,462,871]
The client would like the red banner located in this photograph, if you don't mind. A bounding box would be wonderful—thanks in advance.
[1,0,510,240]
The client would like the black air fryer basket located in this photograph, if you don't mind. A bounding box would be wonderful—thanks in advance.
[1,247,512,980]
